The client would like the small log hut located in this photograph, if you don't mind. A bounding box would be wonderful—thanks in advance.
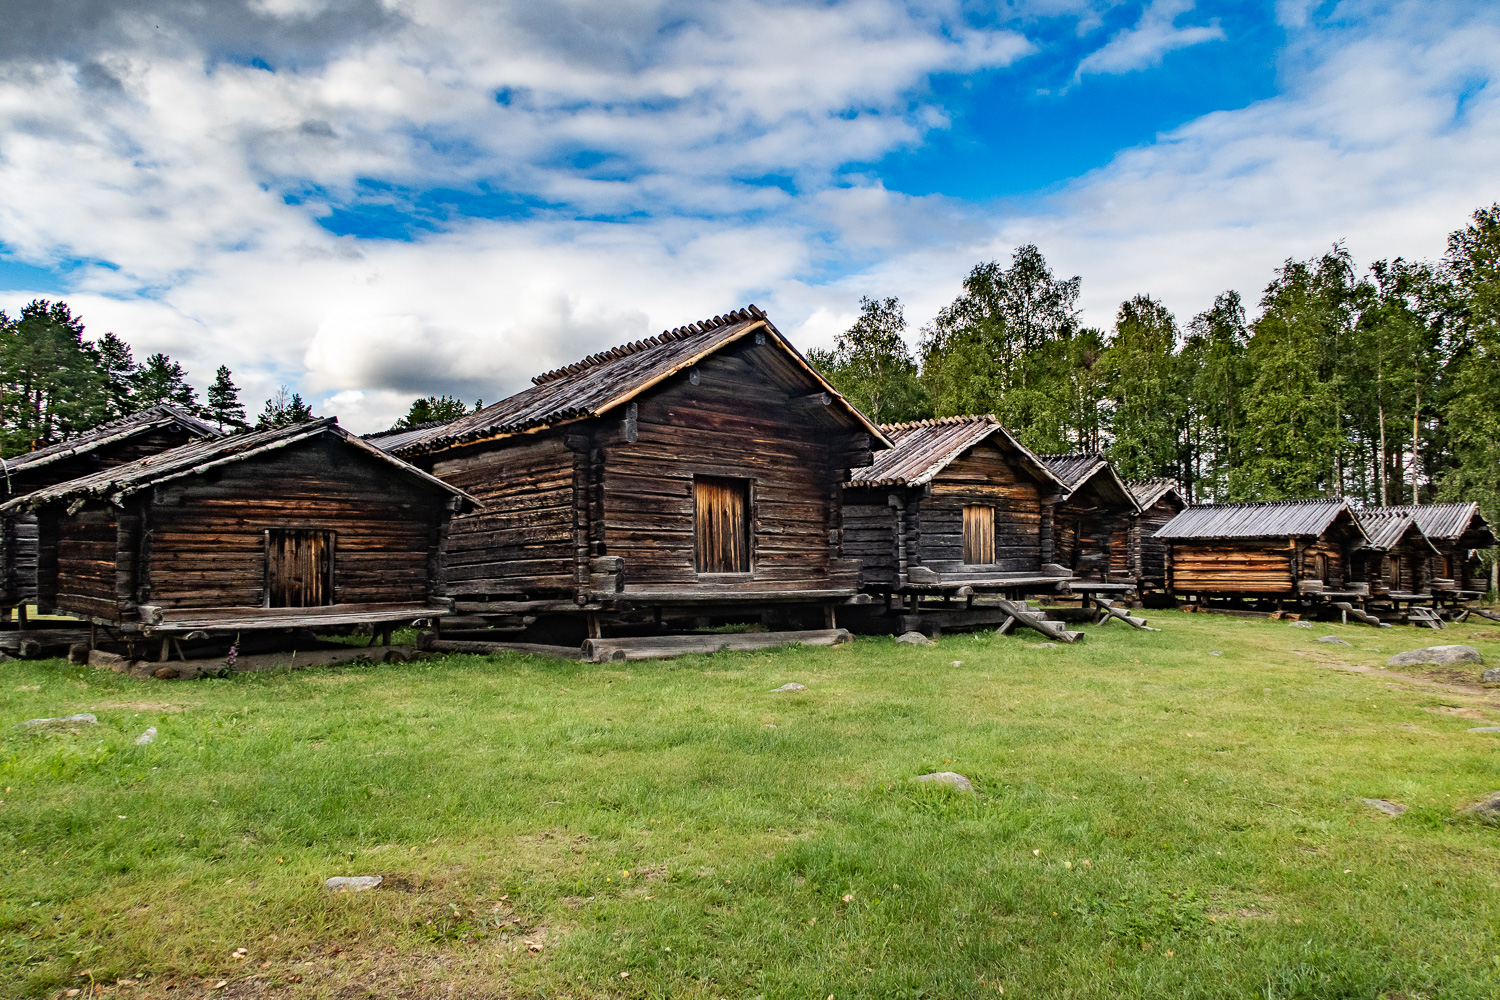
[1,418,474,643]
[841,415,1070,596]
[1353,509,1437,601]
[1037,453,1140,600]
[2,405,220,623]
[1155,499,1369,604]
[1126,478,1186,594]
[1378,503,1495,602]
[390,306,888,633]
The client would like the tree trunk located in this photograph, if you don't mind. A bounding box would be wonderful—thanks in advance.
[1411,389,1420,506]
[1378,398,1388,506]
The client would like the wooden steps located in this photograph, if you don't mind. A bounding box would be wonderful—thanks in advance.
[1331,602,1391,628]
[1094,599,1151,630]
[993,599,1084,644]
[1407,607,1445,629]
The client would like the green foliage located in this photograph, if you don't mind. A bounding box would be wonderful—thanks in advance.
[920,246,1100,451]
[1100,295,1184,482]
[254,385,315,429]
[1438,205,1500,528]
[0,300,108,456]
[806,296,929,424]
[395,394,472,429]
[130,352,199,411]
[1179,292,1250,501]
[95,332,138,420]
[204,365,248,431]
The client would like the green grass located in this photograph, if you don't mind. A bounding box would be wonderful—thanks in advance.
[3,611,1500,998]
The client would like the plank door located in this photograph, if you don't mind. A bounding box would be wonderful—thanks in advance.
[962,504,995,565]
[265,529,335,608]
[694,476,751,574]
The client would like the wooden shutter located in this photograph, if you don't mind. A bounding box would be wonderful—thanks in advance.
[695,477,750,573]
[962,505,995,565]
[265,529,335,608]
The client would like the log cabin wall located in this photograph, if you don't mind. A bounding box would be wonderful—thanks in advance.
[47,505,120,620]
[133,437,446,612]
[428,434,576,599]
[1167,539,1295,594]
[3,423,214,608]
[840,490,903,588]
[1298,537,1346,589]
[1053,484,1123,583]
[1131,500,1183,590]
[919,445,1046,572]
[600,344,853,593]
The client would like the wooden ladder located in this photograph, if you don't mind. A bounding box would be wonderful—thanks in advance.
[1331,602,1390,628]
[1094,598,1152,630]
[994,599,1085,644]
[1407,606,1445,629]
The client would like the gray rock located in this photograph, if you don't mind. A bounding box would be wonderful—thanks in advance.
[913,771,973,792]
[88,649,130,671]
[772,683,806,692]
[18,713,97,729]
[1209,651,1223,656]
[1463,792,1500,824]
[1361,797,1407,816]
[1482,668,1500,684]
[325,875,383,892]
[1029,642,1058,648]
[1386,645,1483,668]
[1317,636,1353,646]
[1467,726,1500,733]
[1288,621,1315,628]
[896,631,935,646]
[134,726,157,745]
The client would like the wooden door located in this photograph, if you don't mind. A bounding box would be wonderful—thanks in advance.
[694,477,751,574]
[265,529,334,608]
[962,505,995,565]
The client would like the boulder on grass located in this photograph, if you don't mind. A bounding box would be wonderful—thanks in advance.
[1463,792,1500,824]
[1482,668,1500,684]
[1317,636,1352,645]
[18,713,97,729]
[896,631,935,647]
[325,876,383,892]
[913,772,973,792]
[772,682,806,692]
[1360,797,1407,816]
[1386,645,1483,668]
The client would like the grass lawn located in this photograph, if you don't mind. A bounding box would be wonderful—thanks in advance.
[3,610,1500,999]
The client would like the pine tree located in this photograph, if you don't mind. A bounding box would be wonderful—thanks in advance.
[205,366,248,431]
[394,395,470,429]
[96,332,137,419]
[0,299,108,454]
[255,386,316,429]
[131,353,199,410]
[806,297,929,424]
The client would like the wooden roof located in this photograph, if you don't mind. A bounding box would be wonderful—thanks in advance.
[1127,478,1185,510]
[1155,499,1367,541]
[2,418,477,513]
[362,420,449,454]
[1376,502,1495,544]
[1037,453,1138,511]
[391,306,890,456]
[849,415,1062,489]
[1,405,219,482]
[1355,509,1437,553]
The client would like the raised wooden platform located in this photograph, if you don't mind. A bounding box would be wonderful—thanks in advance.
[128,601,451,634]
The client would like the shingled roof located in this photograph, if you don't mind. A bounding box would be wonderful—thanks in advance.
[2,418,476,514]
[1037,452,1139,511]
[392,306,888,456]
[1154,498,1367,541]
[1,405,219,484]
[1376,502,1495,544]
[1355,508,1436,552]
[1128,478,1185,510]
[362,420,450,454]
[849,415,1062,488]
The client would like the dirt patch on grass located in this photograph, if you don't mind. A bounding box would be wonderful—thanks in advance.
[1421,704,1493,721]
[91,700,191,713]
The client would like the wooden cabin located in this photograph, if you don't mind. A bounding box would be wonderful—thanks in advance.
[1354,509,1438,599]
[1126,479,1186,593]
[841,415,1070,595]
[390,306,887,626]
[1379,503,1495,599]
[1037,454,1140,593]
[1,419,474,637]
[1156,499,1369,600]
[2,405,219,620]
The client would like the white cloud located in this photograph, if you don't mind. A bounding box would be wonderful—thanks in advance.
[1075,0,1224,78]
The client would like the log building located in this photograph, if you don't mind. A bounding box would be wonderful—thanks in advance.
[1,419,473,637]
[1156,499,1369,600]
[1126,479,1186,593]
[1354,509,1437,600]
[1037,453,1140,593]
[390,306,888,627]
[841,415,1070,596]
[1377,503,1495,600]
[2,406,219,620]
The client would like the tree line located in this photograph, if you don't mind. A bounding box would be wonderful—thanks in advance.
[809,202,1500,525]
[0,302,318,456]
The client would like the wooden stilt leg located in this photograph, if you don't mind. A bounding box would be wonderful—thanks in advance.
[824,604,837,630]
[586,613,602,640]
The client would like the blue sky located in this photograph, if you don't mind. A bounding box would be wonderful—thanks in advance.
[0,0,1496,431]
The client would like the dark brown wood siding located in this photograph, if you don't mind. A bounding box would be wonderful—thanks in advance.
[429,434,576,598]
[1168,539,1295,594]
[1131,498,1184,590]
[601,349,848,593]
[53,505,120,620]
[141,438,442,611]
